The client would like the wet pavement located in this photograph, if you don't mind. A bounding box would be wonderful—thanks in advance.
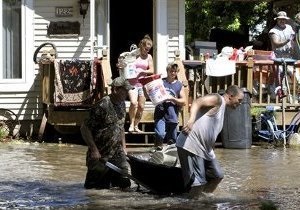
[0,141,300,209]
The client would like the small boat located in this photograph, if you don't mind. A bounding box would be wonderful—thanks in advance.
[127,155,186,195]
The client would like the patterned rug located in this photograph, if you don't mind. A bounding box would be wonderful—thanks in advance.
[54,59,92,106]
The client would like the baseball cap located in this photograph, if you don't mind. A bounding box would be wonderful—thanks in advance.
[274,11,290,20]
[110,77,134,91]
[166,62,179,71]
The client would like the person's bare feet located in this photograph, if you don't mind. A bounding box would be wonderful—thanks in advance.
[128,126,135,133]
[134,126,143,133]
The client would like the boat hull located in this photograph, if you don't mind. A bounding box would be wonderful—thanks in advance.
[127,155,185,194]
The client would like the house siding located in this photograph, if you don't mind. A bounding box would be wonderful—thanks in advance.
[34,0,93,60]
[0,0,185,136]
[32,0,95,125]
[2,0,93,122]
[167,0,185,62]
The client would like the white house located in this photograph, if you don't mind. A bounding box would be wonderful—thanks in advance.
[0,0,186,138]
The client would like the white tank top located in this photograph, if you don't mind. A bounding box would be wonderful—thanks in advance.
[176,96,226,160]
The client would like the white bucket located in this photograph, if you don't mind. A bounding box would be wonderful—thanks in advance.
[144,79,168,105]
[119,64,138,79]
[119,55,138,79]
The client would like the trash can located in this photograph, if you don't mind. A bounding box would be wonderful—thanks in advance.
[221,88,252,149]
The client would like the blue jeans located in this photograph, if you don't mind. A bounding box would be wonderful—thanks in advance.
[154,118,178,145]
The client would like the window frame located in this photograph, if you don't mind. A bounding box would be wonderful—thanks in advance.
[0,0,34,92]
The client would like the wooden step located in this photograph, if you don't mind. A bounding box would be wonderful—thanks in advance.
[125,131,155,135]
[125,129,155,146]
[126,143,154,147]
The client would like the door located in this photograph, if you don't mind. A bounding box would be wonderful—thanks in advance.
[109,0,153,78]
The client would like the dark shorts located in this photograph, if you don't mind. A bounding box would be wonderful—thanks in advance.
[177,147,224,190]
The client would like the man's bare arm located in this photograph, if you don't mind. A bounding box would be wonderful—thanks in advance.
[270,33,291,49]
[80,123,101,160]
[182,94,221,134]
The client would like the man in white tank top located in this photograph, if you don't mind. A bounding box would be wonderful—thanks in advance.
[176,85,244,197]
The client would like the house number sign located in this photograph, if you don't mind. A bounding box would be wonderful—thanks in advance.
[55,7,73,17]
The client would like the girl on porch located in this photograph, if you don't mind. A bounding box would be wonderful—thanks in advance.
[127,35,154,132]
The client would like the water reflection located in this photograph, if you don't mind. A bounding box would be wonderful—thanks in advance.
[0,142,300,209]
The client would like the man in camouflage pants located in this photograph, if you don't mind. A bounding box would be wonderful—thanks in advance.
[81,77,133,190]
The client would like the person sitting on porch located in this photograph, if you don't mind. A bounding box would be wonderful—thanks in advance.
[269,11,300,100]
[269,11,296,61]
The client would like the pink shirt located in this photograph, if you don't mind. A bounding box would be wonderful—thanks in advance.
[128,54,152,87]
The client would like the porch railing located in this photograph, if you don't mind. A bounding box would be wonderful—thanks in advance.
[183,54,300,109]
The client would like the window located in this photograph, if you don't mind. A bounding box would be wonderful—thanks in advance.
[1,0,22,79]
[0,0,34,91]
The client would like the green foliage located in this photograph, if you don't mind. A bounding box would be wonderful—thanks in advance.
[259,199,278,210]
[250,106,278,119]
[0,126,9,140]
[185,0,271,44]
[250,107,266,118]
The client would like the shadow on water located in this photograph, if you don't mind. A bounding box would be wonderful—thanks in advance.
[0,181,87,209]
[0,141,300,209]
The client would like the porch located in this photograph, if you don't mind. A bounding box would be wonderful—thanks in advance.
[132,51,300,146]
[36,51,300,146]
[181,51,300,121]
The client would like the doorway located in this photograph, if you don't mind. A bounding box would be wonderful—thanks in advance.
[109,0,153,78]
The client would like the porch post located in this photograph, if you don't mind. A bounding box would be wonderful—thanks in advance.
[246,50,254,94]
[155,0,168,77]
[90,0,95,60]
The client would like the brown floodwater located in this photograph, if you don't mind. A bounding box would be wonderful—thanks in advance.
[0,141,300,210]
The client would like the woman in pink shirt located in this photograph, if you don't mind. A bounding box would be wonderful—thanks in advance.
[127,35,154,132]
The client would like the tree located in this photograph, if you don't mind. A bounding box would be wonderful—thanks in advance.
[185,0,272,45]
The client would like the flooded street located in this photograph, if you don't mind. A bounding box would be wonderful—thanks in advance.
[1,141,300,210]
